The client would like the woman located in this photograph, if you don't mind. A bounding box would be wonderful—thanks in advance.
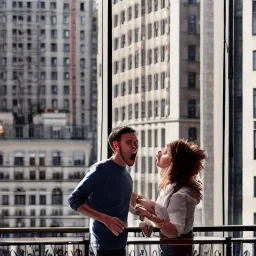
[135,139,207,256]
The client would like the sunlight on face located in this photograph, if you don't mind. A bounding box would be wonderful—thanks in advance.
[156,147,172,168]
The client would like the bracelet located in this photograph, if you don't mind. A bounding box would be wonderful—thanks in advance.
[158,221,165,229]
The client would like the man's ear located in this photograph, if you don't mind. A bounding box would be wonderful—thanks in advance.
[113,141,119,151]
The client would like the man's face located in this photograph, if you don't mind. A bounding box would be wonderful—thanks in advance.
[116,133,138,166]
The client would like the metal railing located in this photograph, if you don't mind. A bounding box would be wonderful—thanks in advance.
[0,226,255,255]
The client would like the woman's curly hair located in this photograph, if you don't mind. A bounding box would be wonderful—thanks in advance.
[159,139,207,201]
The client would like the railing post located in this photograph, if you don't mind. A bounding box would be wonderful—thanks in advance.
[226,237,232,256]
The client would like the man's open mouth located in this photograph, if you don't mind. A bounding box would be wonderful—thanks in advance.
[130,153,137,161]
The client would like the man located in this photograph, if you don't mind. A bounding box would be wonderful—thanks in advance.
[68,126,140,256]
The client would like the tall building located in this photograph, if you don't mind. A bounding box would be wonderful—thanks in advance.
[0,0,97,227]
[201,0,256,233]
[0,0,97,131]
[98,0,201,226]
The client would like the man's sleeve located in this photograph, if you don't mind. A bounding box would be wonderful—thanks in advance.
[68,164,103,211]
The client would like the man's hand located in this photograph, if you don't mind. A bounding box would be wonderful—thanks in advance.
[102,215,126,236]
[135,205,151,220]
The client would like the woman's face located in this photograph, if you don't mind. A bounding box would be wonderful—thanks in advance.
[156,146,172,168]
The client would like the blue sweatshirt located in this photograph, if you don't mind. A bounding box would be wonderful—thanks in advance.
[68,158,133,250]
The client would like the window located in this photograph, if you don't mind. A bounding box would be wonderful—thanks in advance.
[188,45,196,61]
[15,195,25,205]
[154,73,159,90]
[64,3,69,10]
[161,19,165,35]
[14,157,24,166]
[64,58,70,67]
[73,152,85,166]
[81,17,85,25]
[188,72,196,88]
[121,106,126,121]
[51,16,57,25]
[51,86,57,95]
[30,171,36,180]
[135,103,139,119]
[148,23,152,39]
[188,15,196,33]
[80,3,84,11]
[148,49,152,65]
[114,14,118,27]
[50,2,56,9]
[135,28,139,42]
[0,153,3,165]
[64,16,69,25]
[114,38,119,50]
[154,130,158,147]
[148,157,153,174]
[188,99,196,118]
[40,195,46,205]
[188,127,197,141]
[148,0,152,13]
[51,57,57,66]
[64,86,69,95]
[141,131,145,147]
[114,108,119,122]
[128,104,132,119]
[52,151,62,166]
[80,31,85,40]
[154,100,159,116]
[154,0,158,11]
[141,156,146,174]
[2,195,9,205]
[148,101,152,117]
[52,188,62,205]
[121,82,126,96]
[51,43,57,52]
[29,195,36,205]
[29,153,35,166]
[135,78,139,93]
[114,84,119,98]
[154,21,159,37]
[64,30,70,38]
[135,4,139,18]
[128,55,132,69]
[254,89,256,118]
[51,72,58,80]
[128,6,132,20]
[148,75,152,91]
[135,51,139,68]
[121,58,126,72]
[128,80,133,94]
[161,0,165,8]
[161,128,165,148]
[121,11,125,24]
[114,61,119,74]
[141,102,145,118]
[39,153,45,166]
[253,0,256,34]
[148,130,152,147]
[161,99,165,117]
[64,72,70,80]
[161,72,166,89]
[128,30,132,45]
[64,44,70,52]
[188,0,196,4]
[253,51,256,70]
[154,47,158,63]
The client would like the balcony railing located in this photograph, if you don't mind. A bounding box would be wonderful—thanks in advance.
[0,226,256,255]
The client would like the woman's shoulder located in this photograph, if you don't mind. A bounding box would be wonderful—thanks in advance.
[176,186,199,204]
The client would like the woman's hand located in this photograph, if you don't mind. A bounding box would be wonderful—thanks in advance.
[136,197,156,214]
[135,205,152,220]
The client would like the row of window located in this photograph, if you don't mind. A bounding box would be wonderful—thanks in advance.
[115,47,170,73]
[114,16,196,44]
[0,43,89,54]
[2,190,62,206]
[113,45,197,74]
[0,152,85,166]
[0,71,87,81]
[0,30,87,40]
[3,1,84,11]
[113,72,196,98]
[114,100,197,121]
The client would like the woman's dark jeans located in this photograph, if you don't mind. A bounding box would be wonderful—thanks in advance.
[160,230,193,256]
